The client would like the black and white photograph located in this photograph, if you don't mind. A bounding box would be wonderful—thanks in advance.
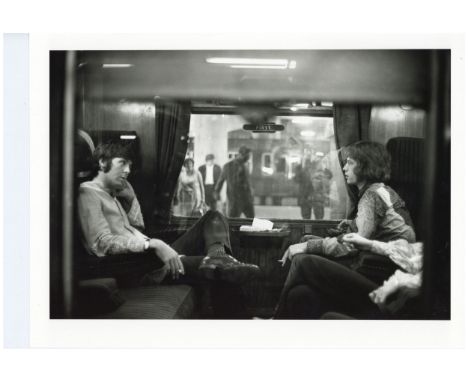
[2,2,467,380]
[49,49,451,321]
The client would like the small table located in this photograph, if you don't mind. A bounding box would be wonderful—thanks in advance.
[236,230,292,316]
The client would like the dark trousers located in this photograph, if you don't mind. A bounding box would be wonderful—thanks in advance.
[275,254,383,319]
[300,204,312,219]
[87,210,248,318]
[312,203,324,219]
[299,203,324,219]
[228,198,255,218]
[204,184,216,210]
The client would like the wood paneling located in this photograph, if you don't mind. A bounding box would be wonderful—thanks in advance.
[79,100,157,217]
[369,106,426,145]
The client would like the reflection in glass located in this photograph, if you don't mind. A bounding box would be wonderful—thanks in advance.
[173,114,348,220]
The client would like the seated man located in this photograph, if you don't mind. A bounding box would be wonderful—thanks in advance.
[77,142,260,316]
[275,232,422,319]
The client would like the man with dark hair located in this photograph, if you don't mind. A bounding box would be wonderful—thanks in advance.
[275,141,415,318]
[77,142,260,316]
[198,153,222,211]
[214,146,255,218]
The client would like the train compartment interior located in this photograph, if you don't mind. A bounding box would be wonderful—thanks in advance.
[50,50,450,320]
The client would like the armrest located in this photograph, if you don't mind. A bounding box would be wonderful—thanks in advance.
[75,277,126,317]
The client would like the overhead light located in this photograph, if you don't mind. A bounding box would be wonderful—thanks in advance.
[230,65,286,69]
[290,103,310,111]
[206,57,288,66]
[293,103,309,109]
[120,135,137,140]
[400,104,414,110]
[300,131,316,137]
[321,101,334,107]
[206,57,296,70]
[102,64,134,68]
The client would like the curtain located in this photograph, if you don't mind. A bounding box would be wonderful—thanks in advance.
[333,104,371,218]
[152,101,191,223]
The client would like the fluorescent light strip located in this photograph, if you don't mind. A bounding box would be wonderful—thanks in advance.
[230,65,287,69]
[120,135,137,140]
[206,57,288,66]
[102,64,134,68]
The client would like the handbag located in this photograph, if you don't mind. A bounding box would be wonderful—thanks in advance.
[191,202,208,217]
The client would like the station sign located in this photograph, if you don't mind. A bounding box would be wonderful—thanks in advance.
[243,123,284,133]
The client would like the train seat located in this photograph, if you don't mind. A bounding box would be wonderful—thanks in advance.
[73,130,198,319]
[97,284,197,319]
[386,137,424,236]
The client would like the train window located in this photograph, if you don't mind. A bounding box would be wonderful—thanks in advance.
[275,156,287,174]
[173,112,349,220]
[261,153,273,175]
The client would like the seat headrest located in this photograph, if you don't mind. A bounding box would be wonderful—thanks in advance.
[76,130,95,180]
[387,137,424,184]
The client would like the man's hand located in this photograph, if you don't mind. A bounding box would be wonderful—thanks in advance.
[116,180,136,212]
[149,239,185,279]
[337,219,352,231]
[342,233,372,250]
[280,242,307,266]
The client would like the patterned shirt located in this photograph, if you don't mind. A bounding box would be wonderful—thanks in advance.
[78,181,148,257]
[307,183,416,256]
[350,183,416,243]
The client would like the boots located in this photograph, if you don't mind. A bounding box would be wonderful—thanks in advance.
[199,213,261,283]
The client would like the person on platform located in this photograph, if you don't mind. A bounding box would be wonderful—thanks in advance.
[214,146,255,218]
[198,154,222,211]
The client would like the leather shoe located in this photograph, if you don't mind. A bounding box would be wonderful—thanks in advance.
[199,243,261,284]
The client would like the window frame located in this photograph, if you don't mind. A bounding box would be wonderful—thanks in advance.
[181,105,341,222]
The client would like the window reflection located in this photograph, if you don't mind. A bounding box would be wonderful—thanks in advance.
[173,114,348,220]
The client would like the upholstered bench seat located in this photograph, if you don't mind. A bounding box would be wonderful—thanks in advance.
[97,284,197,319]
